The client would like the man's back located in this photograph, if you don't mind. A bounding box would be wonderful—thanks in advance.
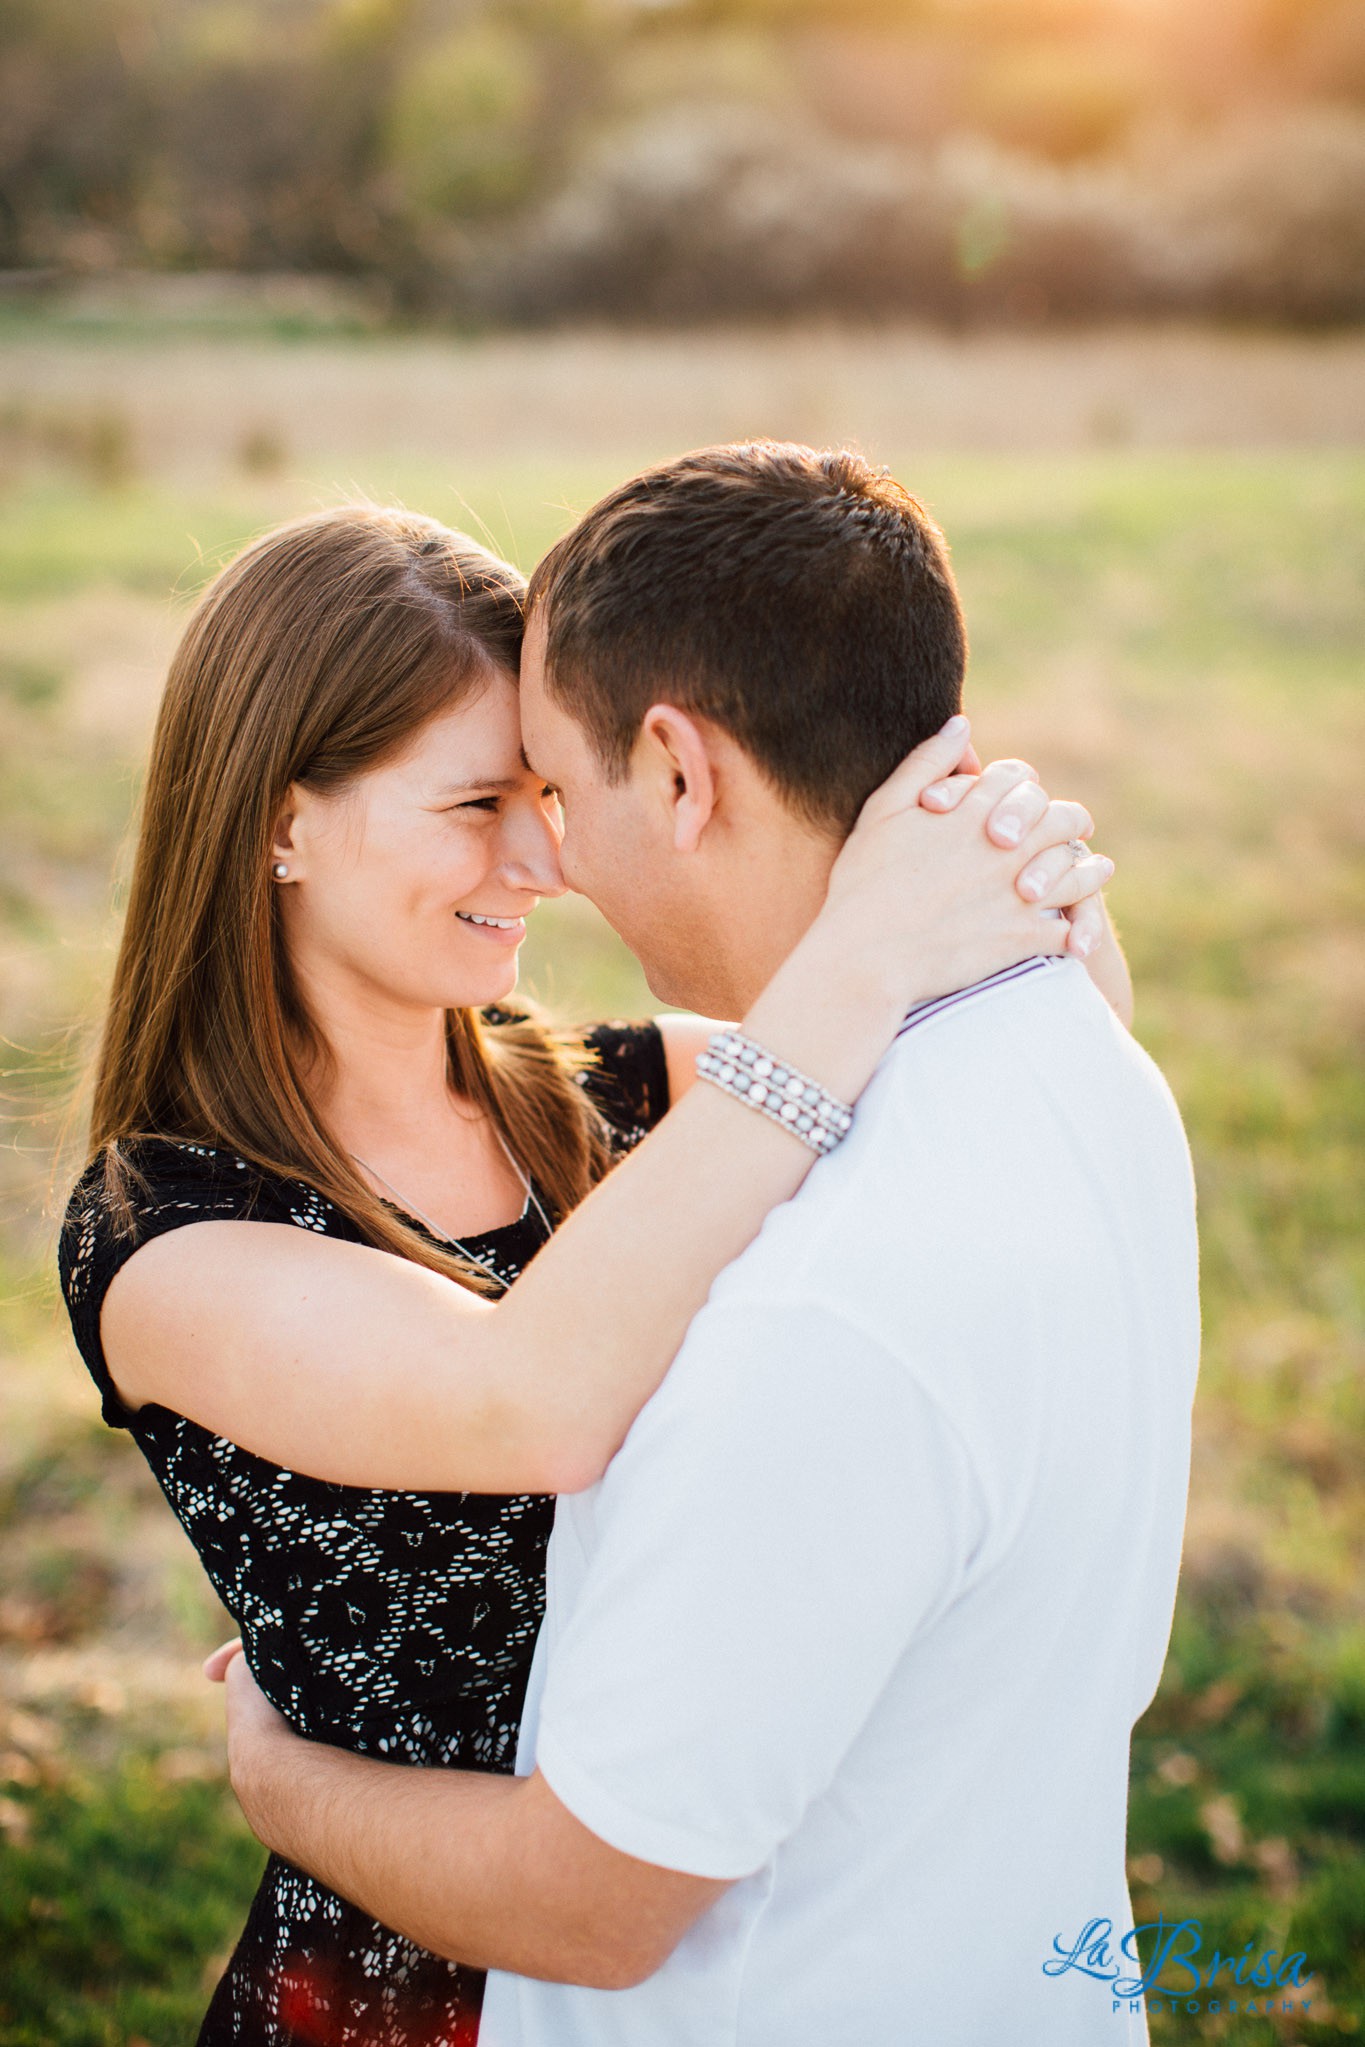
[484,958,1200,2047]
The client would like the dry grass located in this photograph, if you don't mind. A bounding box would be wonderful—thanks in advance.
[2,321,1364,488]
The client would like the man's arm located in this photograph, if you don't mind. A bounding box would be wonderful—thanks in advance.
[221,1296,972,1985]
[220,1650,726,1989]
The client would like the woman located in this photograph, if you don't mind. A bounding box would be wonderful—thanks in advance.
[59,505,1115,2045]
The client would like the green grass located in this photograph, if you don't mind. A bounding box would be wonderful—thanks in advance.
[1,416,1362,2042]
[1129,1599,1365,2041]
[0,1744,264,2047]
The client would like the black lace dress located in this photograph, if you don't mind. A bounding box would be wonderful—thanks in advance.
[58,1021,670,2047]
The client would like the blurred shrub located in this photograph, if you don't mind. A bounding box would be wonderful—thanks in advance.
[236,422,288,477]
[1146,110,1365,323]
[0,398,135,487]
[466,105,1158,322]
[0,0,149,270]
[469,100,1365,326]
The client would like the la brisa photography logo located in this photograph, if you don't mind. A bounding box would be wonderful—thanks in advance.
[1043,1914,1318,2021]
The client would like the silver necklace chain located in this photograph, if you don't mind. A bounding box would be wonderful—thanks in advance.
[351,1125,553,1291]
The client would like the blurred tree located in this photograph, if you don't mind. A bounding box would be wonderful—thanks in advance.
[0,0,152,267]
[0,0,1361,321]
[381,19,545,218]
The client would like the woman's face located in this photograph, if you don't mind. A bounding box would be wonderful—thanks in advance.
[275,667,565,1019]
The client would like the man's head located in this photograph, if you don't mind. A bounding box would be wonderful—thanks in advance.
[520,441,967,1013]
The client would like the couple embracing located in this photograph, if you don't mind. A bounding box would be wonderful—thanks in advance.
[60,441,1199,2046]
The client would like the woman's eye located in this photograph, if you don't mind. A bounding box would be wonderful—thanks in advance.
[448,785,558,814]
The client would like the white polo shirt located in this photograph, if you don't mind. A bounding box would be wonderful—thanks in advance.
[481,958,1200,2047]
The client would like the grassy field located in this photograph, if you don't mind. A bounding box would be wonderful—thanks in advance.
[1,323,1362,2045]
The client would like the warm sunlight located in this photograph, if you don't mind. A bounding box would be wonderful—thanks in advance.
[3,0,1361,2040]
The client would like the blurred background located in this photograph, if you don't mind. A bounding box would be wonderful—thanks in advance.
[1,2,1363,2043]
[5,0,1365,322]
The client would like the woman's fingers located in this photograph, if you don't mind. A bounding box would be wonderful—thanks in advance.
[984,777,1050,847]
[1055,853,1115,908]
[856,715,975,821]
[957,759,1041,822]
[1019,846,1115,908]
[1063,894,1108,960]
[923,774,1096,869]
[904,756,1112,937]
[920,771,1051,853]
[1030,909,1077,958]
[1019,798,1095,866]
[918,772,975,813]
[204,1637,245,1683]
[829,722,1111,1003]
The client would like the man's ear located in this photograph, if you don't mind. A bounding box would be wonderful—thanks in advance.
[636,705,719,855]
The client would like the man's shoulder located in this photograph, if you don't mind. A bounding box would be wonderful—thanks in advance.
[708,956,1179,1306]
[891,953,1075,1046]
[885,954,1106,1073]
[879,953,1166,1127]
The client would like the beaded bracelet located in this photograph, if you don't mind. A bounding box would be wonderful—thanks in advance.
[694,1031,855,1156]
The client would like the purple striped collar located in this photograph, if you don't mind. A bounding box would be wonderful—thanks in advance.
[895,954,1063,1040]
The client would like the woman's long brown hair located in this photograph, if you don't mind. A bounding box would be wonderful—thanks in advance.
[86,504,611,1288]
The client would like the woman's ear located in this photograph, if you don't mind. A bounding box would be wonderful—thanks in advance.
[637,705,719,855]
[270,786,303,880]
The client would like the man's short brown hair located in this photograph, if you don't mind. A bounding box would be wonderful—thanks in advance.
[526,441,967,835]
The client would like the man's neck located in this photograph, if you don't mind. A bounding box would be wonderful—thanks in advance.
[709,821,839,1017]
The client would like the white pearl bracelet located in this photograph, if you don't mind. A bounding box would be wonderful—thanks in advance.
[694,1031,855,1156]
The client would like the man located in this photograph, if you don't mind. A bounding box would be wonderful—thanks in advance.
[219,444,1199,2044]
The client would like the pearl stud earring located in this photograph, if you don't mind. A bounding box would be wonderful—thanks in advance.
[272,862,289,880]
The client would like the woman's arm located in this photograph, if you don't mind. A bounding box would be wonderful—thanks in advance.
[655,1013,722,1103]
[102,727,1106,1497]
[1070,895,1132,1028]
[660,955,1129,1120]
[656,753,1131,1101]
[657,911,1130,1093]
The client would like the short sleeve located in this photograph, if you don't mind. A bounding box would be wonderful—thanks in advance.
[576,1020,671,1148]
[532,1299,987,1880]
[57,1142,301,1430]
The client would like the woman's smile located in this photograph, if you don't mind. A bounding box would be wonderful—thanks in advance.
[455,909,529,942]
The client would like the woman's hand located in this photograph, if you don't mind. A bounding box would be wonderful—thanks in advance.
[919,749,1112,961]
[820,716,1112,1014]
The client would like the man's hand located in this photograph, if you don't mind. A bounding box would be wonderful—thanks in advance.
[205,1637,295,1856]
[202,1637,726,1985]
